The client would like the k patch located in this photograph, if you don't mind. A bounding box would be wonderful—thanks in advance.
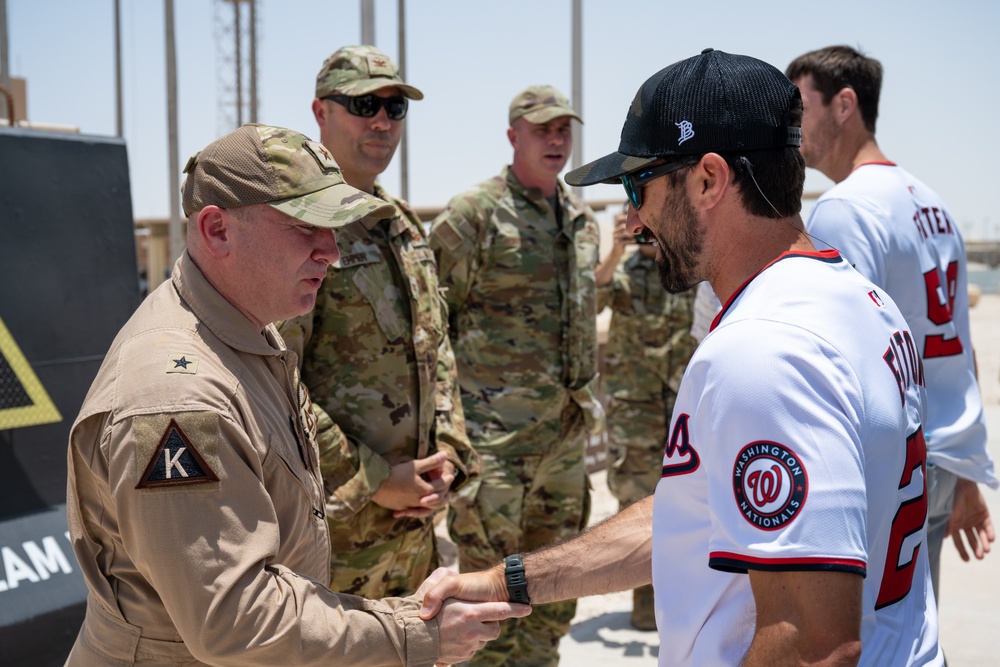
[136,417,220,489]
[732,441,808,531]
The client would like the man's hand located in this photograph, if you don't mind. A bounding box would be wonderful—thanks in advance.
[434,597,530,666]
[415,568,529,666]
[371,452,455,518]
[947,478,995,561]
[418,567,509,620]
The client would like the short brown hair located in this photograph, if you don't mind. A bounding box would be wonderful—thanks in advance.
[786,45,882,133]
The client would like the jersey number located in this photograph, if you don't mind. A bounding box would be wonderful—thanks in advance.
[922,261,963,358]
[876,428,928,609]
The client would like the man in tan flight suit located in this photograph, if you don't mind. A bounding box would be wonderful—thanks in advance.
[63,124,527,667]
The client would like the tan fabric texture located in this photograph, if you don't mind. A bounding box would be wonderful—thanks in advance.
[64,252,438,667]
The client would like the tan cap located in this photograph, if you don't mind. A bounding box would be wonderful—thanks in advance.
[180,124,395,227]
[315,45,423,100]
[508,85,582,126]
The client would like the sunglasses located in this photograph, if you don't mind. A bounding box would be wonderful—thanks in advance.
[324,93,408,120]
[621,157,698,211]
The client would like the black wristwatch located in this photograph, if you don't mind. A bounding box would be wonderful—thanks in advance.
[504,553,531,604]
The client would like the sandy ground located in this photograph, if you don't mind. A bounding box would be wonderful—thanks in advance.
[439,292,1000,666]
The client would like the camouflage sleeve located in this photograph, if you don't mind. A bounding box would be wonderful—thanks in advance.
[315,404,392,522]
[596,263,632,313]
[276,314,392,521]
[428,196,486,317]
[431,329,479,491]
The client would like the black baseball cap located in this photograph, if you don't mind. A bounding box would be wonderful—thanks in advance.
[565,49,802,186]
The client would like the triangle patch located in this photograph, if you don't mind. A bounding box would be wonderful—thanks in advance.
[136,418,220,489]
[0,315,62,430]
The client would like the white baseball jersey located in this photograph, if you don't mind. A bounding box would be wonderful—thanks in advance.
[652,250,942,666]
[808,163,997,487]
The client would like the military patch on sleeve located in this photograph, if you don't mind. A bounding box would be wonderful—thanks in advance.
[136,418,220,489]
[166,354,199,374]
[435,219,464,252]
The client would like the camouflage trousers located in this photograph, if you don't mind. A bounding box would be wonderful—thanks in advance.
[327,513,438,599]
[448,429,590,667]
[606,396,672,506]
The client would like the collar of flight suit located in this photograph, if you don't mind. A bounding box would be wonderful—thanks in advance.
[172,250,286,358]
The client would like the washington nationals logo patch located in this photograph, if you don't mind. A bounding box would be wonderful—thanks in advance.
[732,441,808,531]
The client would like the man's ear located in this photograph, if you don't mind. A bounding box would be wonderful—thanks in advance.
[311,97,327,127]
[506,126,518,150]
[691,153,731,211]
[834,87,858,125]
[197,206,231,258]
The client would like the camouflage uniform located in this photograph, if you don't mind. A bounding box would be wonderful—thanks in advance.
[599,250,696,628]
[429,166,602,667]
[279,187,477,599]
[600,250,696,506]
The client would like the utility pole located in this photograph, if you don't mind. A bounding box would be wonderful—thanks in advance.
[398,0,408,201]
[0,0,9,123]
[570,0,583,199]
[249,0,257,122]
[165,0,183,266]
[114,0,123,136]
[360,0,375,45]
[233,0,242,125]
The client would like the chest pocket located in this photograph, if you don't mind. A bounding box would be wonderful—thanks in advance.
[487,225,524,270]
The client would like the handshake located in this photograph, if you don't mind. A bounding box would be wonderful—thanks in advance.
[414,564,530,667]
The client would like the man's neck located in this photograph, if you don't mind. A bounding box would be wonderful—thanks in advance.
[707,214,814,305]
[341,168,377,194]
[826,134,889,184]
[510,163,559,198]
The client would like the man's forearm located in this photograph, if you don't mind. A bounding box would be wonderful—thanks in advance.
[524,495,653,604]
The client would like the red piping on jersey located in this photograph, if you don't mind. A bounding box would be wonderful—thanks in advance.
[709,551,866,570]
[709,249,842,333]
[854,160,897,170]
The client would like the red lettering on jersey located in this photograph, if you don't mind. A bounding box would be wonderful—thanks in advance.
[883,329,925,407]
[922,262,963,358]
[662,414,700,477]
[876,428,928,609]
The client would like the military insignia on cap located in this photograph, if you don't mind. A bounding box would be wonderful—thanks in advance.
[304,141,339,172]
[136,418,220,489]
[166,354,199,374]
[366,54,394,76]
[732,441,807,531]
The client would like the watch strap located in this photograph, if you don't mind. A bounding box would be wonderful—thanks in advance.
[504,553,531,604]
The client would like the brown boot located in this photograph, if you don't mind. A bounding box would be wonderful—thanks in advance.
[630,584,657,631]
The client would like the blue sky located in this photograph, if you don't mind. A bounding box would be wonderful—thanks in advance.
[7,0,1000,238]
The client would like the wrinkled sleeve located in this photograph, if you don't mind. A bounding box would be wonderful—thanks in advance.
[315,405,393,521]
[598,264,631,313]
[109,411,438,666]
[277,314,391,521]
[428,198,484,318]
[432,330,479,490]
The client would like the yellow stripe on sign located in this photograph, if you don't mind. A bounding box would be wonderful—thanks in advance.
[0,315,62,430]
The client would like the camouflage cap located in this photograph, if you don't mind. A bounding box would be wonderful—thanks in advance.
[508,85,582,126]
[315,45,423,100]
[181,124,395,227]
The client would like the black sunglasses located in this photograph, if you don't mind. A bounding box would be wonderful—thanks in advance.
[324,93,408,120]
[621,157,698,211]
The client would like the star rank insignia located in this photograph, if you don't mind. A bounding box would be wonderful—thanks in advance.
[166,353,199,374]
[136,418,219,489]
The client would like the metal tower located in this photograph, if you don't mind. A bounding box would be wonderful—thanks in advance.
[214,0,259,135]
